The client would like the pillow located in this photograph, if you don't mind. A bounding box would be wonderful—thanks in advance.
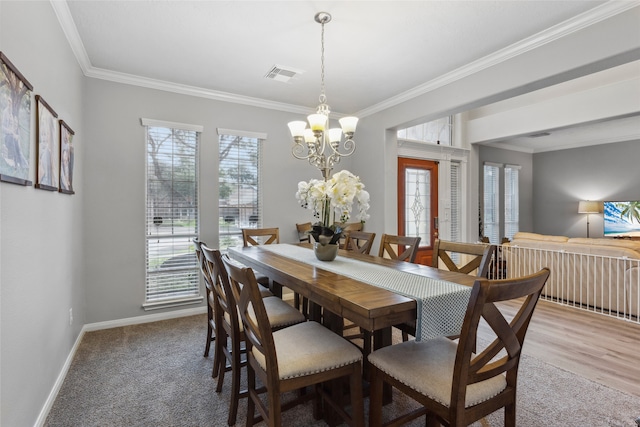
[512,232,569,243]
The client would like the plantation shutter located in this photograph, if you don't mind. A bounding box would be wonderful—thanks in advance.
[450,162,461,243]
[483,163,500,244]
[504,164,520,240]
[143,118,203,308]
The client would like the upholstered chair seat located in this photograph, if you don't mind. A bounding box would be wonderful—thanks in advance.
[252,321,363,380]
[369,337,506,407]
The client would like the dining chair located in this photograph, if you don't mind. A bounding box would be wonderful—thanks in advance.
[398,239,496,341]
[343,230,376,255]
[377,234,421,263]
[241,227,280,296]
[193,238,217,361]
[201,244,306,426]
[337,221,364,248]
[222,256,365,427]
[296,222,312,243]
[242,227,279,246]
[368,268,550,427]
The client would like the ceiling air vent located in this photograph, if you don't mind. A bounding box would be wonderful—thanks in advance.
[264,65,304,83]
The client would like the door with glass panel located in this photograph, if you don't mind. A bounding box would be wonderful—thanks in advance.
[398,158,438,265]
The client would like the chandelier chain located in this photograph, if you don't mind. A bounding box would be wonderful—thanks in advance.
[319,20,326,105]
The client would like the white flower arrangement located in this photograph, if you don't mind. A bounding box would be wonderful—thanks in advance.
[296,170,370,243]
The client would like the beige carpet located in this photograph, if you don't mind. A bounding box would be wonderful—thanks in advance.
[44,315,639,426]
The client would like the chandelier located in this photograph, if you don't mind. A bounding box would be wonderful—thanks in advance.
[287,12,359,180]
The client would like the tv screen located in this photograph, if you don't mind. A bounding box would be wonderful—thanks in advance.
[603,201,640,237]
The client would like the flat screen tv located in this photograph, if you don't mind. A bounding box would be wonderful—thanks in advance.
[603,201,640,237]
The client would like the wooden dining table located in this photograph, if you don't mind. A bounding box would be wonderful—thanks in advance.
[227,243,476,351]
[228,243,477,423]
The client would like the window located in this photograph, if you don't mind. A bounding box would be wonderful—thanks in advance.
[397,116,452,146]
[483,162,520,243]
[218,129,265,251]
[483,163,500,244]
[143,119,202,308]
[450,162,461,243]
[504,165,520,240]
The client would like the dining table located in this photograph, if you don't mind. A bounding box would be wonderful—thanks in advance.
[227,242,477,424]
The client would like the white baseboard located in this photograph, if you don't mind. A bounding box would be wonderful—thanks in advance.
[34,306,207,426]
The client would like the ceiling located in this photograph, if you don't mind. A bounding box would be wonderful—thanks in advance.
[58,1,639,152]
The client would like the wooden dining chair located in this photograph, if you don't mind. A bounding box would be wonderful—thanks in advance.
[296,222,312,243]
[193,238,217,361]
[241,227,280,296]
[222,256,365,427]
[343,230,376,255]
[378,234,421,263]
[337,221,364,248]
[433,239,496,278]
[242,227,279,246]
[201,244,305,426]
[368,268,550,427]
[398,239,496,341]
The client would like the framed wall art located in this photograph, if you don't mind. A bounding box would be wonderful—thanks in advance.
[59,120,75,194]
[0,52,33,186]
[35,95,59,191]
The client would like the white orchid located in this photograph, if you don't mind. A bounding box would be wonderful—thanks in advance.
[296,170,370,227]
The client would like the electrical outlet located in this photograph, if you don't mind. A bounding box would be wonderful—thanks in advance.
[69,308,73,325]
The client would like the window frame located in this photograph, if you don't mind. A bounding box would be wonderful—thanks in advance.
[142,118,204,310]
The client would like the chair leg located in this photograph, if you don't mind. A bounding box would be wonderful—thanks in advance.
[227,330,242,425]
[246,365,255,427]
[204,321,213,357]
[268,388,281,427]
[212,327,224,379]
[350,363,365,427]
[505,401,516,427]
[369,367,383,427]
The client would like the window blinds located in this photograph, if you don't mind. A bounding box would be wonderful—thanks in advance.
[144,125,200,304]
[218,133,263,251]
[483,164,500,244]
[504,165,520,239]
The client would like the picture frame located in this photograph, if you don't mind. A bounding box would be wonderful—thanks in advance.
[35,95,59,191]
[59,120,75,194]
[0,52,33,186]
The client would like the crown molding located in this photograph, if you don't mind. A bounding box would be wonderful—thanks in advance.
[355,1,639,118]
[51,0,638,117]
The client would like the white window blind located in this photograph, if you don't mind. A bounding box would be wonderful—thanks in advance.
[218,131,263,251]
[144,122,201,307]
[483,163,500,244]
[450,162,461,243]
[504,165,520,240]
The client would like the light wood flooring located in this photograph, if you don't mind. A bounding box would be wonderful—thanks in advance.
[485,299,640,398]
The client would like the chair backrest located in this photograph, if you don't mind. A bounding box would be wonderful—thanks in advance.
[242,227,279,246]
[201,244,242,336]
[378,234,421,263]
[343,230,376,255]
[450,268,550,416]
[432,239,495,278]
[222,256,279,381]
[296,222,312,243]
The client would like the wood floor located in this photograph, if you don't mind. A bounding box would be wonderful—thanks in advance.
[484,299,640,398]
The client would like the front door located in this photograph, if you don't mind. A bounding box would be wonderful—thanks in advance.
[398,158,438,265]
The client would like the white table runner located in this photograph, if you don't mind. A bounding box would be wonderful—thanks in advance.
[233,244,472,341]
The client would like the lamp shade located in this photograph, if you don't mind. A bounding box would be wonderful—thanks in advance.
[578,201,602,214]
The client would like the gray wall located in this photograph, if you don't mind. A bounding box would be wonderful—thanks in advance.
[82,78,352,323]
[0,2,85,426]
[533,139,640,237]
